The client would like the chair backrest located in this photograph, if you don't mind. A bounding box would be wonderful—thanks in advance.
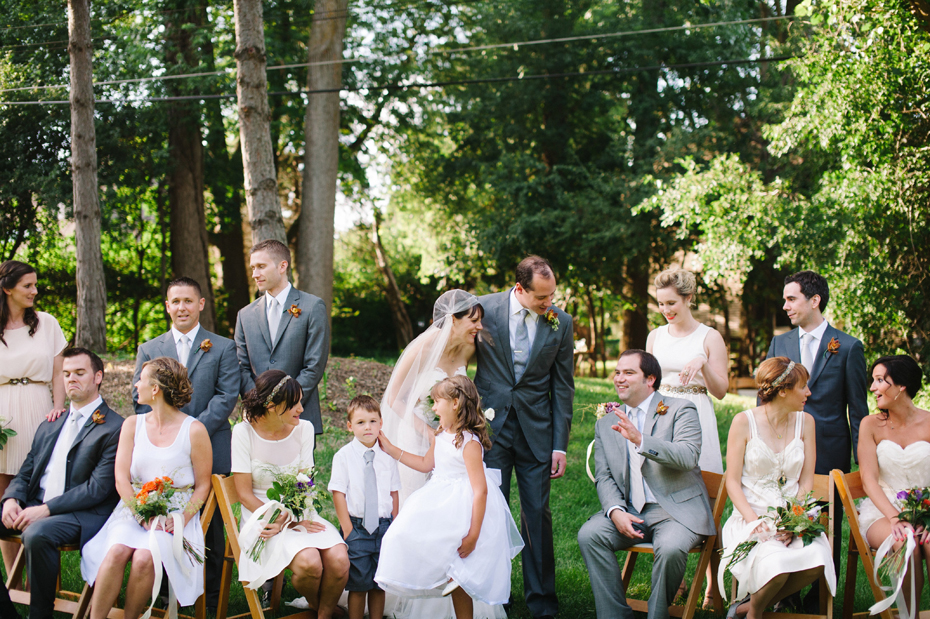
[833,469,866,549]
[702,471,728,524]
[212,474,245,561]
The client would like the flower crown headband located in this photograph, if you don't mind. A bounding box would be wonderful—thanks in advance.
[771,361,796,388]
[265,376,291,408]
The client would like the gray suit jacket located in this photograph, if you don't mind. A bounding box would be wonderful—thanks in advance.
[234,287,329,434]
[132,327,239,474]
[2,401,124,547]
[592,395,715,537]
[474,290,575,462]
[766,325,867,473]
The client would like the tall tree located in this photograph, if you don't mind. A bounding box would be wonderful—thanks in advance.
[295,0,349,312]
[69,0,107,351]
[233,0,287,246]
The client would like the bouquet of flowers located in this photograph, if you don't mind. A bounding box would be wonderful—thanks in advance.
[247,467,326,563]
[875,487,930,585]
[723,492,827,575]
[0,417,16,450]
[127,476,204,564]
[595,402,623,419]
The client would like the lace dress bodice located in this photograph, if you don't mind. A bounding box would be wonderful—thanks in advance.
[740,410,805,515]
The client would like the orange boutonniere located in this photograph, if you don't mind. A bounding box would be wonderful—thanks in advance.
[656,400,669,416]
[199,339,212,353]
[544,308,560,331]
[824,337,840,359]
[91,410,106,424]
[288,304,301,318]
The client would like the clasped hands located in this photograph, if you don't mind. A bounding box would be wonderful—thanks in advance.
[890,517,930,544]
[1,499,50,530]
[750,520,794,547]
[258,513,325,540]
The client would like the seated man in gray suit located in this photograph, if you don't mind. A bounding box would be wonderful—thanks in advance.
[234,239,329,436]
[1,347,123,619]
[578,349,715,619]
[132,276,239,611]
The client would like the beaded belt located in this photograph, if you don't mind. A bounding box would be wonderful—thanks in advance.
[660,385,708,395]
[2,378,47,386]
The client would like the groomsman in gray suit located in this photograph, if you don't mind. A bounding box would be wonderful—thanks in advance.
[578,350,714,619]
[132,276,240,611]
[475,256,574,619]
[234,239,329,435]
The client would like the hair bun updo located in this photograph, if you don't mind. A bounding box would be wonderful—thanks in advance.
[143,357,193,409]
[756,356,810,403]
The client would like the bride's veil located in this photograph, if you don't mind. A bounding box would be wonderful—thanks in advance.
[381,289,480,504]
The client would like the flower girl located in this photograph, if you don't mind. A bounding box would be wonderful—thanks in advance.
[375,375,523,619]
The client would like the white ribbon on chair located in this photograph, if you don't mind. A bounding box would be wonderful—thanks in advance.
[586,439,596,482]
[238,500,310,589]
[870,528,917,619]
[141,512,189,619]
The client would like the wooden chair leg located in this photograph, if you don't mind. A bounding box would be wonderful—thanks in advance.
[620,551,638,590]
[843,550,858,619]
[73,583,93,619]
[5,545,25,590]
[216,537,233,619]
[270,572,285,610]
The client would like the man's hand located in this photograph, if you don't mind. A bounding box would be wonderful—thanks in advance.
[1,499,22,529]
[12,504,50,530]
[611,410,642,447]
[609,509,645,540]
[550,451,566,479]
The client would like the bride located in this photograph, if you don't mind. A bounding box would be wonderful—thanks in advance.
[856,355,930,618]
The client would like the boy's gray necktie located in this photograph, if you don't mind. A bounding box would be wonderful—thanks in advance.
[363,449,379,534]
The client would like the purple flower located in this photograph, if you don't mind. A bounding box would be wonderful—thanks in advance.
[297,482,306,491]
[917,489,924,501]
[898,490,910,500]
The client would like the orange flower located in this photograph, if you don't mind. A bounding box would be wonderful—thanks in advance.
[161,476,174,485]
[199,339,213,353]
[792,504,805,516]
[826,337,840,355]
[135,489,149,501]
[288,304,302,318]
[655,400,669,416]
[142,481,157,493]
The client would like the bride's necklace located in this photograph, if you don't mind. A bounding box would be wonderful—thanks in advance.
[764,406,790,440]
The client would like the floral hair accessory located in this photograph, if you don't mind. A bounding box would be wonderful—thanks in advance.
[92,409,106,424]
[544,308,559,331]
[265,376,291,408]
[199,339,212,353]
[771,361,796,387]
[656,400,669,416]
[288,304,301,318]
[824,337,840,359]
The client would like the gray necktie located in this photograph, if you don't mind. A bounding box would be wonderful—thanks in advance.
[513,308,531,382]
[627,407,646,513]
[43,412,82,502]
[177,334,191,368]
[363,449,379,534]
[268,298,282,342]
[800,332,814,371]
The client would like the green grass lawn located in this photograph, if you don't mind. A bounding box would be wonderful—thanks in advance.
[5,375,921,617]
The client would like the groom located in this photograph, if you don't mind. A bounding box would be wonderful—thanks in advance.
[475,255,575,619]
[577,350,714,619]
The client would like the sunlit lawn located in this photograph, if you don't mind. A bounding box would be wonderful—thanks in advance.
[4,375,917,617]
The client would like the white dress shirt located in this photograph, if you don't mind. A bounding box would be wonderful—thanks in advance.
[171,323,200,366]
[799,319,829,366]
[508,288,539,353]
[266,284,292,316]
[39,395,103,502]
[608,391,657,516]
[328,438,401,519]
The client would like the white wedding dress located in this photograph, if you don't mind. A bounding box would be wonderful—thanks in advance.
[653,324,723,474]
[857,440,930,539]
[719,411,836,600]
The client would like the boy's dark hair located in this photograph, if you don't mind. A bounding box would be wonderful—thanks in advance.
[348,395,381,422]
[785,270,830,312]
[62,347,105,380]
[618,349,662,391]
[166,276,203,298]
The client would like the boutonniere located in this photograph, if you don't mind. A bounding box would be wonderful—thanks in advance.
[824,337,840,359]
[544,308,560,332]
[595,402,622,419]
[655,400,669,416]
[91,409,106,424]
[199,339,212,353]
[288,304,301,318]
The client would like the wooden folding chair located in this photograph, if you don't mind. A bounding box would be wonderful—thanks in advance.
[211,474,308,619]
[728,472,835,619]
[619,470,726,619]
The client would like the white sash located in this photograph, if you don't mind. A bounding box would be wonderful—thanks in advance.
[870,529,917,619]
[238,500,311,589]
[141,512,189,619]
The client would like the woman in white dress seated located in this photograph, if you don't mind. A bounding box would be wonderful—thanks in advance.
[720,357,835,619]
[856,355,930,617]
[232,370,349,619]
[83,357,212,619]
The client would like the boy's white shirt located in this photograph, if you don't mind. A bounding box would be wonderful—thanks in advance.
[328,438,401,519]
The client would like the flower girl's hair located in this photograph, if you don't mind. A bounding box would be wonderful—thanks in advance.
[431,375,493,450]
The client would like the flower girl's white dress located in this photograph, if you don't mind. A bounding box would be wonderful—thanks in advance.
[718,411,836,601]
[375,429,524,613]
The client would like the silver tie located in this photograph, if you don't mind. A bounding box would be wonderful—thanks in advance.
[513,308,531,382]
[628,407,646,513]
[43,412,83,502]
[800,332,814,372]
[363,449,379,534]
[268,298,282,342]
[177,334,191,368]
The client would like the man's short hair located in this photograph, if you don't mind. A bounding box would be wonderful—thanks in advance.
[347,395,381,422]
[166,276,202,299]
[250,239,291,266]
[62,347,105,380]
[515,255,554,291]
[618,349,662,391]
[785,270,830,312]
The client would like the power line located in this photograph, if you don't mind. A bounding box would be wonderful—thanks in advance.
[0,55,797,105]
[0,15,800,94]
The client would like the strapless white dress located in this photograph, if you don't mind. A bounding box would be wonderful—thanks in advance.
[857,440,930,539]
[719,411,836,600]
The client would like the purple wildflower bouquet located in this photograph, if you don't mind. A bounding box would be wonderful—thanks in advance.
[247,466,327,562]
[595,402,623,419]
[876,486,930,584]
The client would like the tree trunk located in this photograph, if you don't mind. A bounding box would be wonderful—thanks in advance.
[371,210,413,349]
[69,0,107,352]
[621,264,649,351]
[165,1,216,332]
[233,0,286,246]
[584,290,597,377]
[295,0,349,313]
